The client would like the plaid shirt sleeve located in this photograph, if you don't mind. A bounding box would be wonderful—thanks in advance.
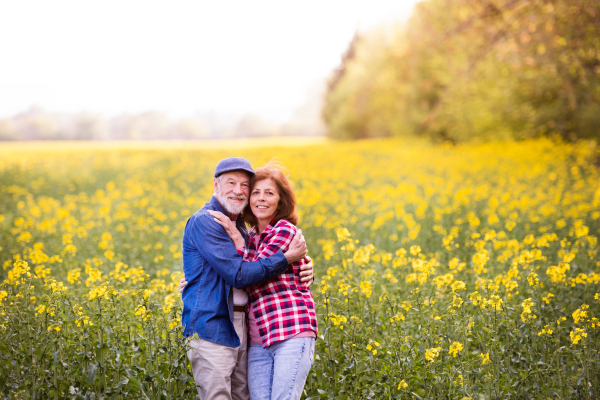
[255,223,296,260]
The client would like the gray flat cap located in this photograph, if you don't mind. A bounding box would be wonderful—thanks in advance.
[214,157,255,178]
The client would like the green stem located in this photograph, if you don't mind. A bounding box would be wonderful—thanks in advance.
[584,336,591,400]
[98,299,106,394]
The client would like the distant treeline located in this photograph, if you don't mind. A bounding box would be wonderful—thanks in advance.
[0,103,325,141]
[323,0,600,142]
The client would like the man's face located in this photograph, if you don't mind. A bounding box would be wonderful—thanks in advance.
[214,170,251,216]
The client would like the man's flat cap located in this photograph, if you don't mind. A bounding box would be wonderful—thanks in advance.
[214,157,255,178]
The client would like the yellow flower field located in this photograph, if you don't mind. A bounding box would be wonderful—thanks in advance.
[1,138,599,399]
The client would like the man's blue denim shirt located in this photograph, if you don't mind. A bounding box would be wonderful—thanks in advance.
[181,195,289,347]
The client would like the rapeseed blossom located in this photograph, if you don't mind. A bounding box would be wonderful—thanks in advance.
[521,298,536,322]
[572,304,589,325]
[538,325,553,336]
[2,139,600,398]
[449,342,463,357]
[570,328,587,345]
[425,347,442,362]
[480,353,490,365]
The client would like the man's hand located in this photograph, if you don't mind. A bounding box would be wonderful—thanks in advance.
[284,229,307,264]
[299,256,314,287]
[179,277,187,294]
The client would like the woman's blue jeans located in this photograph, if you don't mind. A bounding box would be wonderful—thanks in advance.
[247,337,315,400]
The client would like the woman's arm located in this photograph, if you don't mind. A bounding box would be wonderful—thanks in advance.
[207,210,245,250]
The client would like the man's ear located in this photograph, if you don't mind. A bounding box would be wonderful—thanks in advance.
[214,178,218,194]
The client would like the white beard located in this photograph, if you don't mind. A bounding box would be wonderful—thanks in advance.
[215,186,248,216]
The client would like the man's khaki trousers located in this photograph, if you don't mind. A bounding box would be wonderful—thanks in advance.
[187,311,249,400]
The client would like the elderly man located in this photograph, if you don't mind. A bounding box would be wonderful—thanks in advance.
[181,157,312,400]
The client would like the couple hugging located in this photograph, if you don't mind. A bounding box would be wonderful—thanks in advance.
[180,157,318,400]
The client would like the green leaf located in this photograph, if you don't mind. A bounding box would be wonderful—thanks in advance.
[87,363,97,385]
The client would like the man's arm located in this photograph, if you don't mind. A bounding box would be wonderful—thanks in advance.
[190,214,306,289]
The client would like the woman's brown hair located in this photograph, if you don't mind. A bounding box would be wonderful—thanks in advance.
[243,161,298,229]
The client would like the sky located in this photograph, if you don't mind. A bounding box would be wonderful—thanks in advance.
[0,0,419,123]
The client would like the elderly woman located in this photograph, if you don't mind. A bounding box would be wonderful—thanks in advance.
[208,162,318,400]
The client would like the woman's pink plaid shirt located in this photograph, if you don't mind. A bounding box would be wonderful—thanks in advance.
[238,219,318,348]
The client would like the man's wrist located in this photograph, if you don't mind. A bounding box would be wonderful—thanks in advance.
[284,252,298,264]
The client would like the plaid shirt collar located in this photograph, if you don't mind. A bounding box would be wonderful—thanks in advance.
[248,219,278,241]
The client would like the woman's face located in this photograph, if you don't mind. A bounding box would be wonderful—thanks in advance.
[250,178,280,223]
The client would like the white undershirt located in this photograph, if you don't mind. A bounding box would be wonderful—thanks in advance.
[233,287,249,306]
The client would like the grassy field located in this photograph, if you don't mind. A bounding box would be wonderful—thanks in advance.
[1,138,599,399]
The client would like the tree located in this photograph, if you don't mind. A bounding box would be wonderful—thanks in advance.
[322,0,600,142]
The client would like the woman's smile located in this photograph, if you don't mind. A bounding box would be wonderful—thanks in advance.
[251,178,280,228]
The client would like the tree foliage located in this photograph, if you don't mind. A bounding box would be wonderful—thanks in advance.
[323,0,600,142]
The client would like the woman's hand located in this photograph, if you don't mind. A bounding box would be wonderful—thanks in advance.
[179,277,187,294]
[207,210,245,249]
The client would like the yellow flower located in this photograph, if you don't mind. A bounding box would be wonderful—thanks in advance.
[163,293,178,313]
[6,260,31,285]
[135,305,149,321]
[450,280,466,292]
[329,314,347,328]
[35,304,46,316]
[88,285,111,301]
[527,272,539,287]
[336,227,351,242]
[359,281,372,298]
[546,263,570,283]
[104,250,115,260]
[472,249,489,274]
[488,294,503,310]
[452,295,463,308]
[572,304,589,325]
[469,291,482,306]
[449,342,463,358]
[398,380,408,390]
[521,298,536,322]
[453,374,463,386]
[85,265,102,287]
[570,328,587,345]
[538,325,553,336]
[409,245,421,256]
[542,293,554,304]
[480,353,490,365]
[67,268,81,284]
[425,347,441,362]
[45,279,67,294]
